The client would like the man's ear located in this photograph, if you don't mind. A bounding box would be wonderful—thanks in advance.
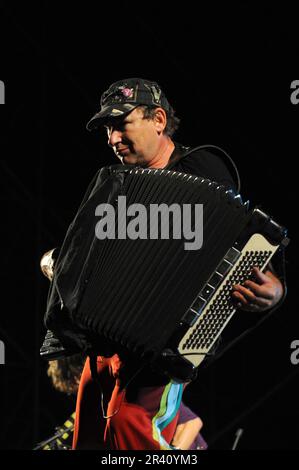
[154,108,167,134]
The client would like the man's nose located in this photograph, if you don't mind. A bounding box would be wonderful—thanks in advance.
[107,129,122,147]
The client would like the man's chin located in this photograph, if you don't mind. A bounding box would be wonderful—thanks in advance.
[123,155,138,165]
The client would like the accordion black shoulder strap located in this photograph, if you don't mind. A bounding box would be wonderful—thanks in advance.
[166,143,241,193]
[164,143,192,169]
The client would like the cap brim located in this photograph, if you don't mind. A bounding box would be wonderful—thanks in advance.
[86,103,138,131]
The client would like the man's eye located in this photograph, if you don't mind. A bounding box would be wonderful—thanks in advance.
[105,121,129,133]
[119,122,129,131]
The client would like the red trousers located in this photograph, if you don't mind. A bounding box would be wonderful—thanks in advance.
[72,355,183,450]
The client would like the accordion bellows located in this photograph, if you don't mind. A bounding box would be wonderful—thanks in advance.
[45,166,288,381]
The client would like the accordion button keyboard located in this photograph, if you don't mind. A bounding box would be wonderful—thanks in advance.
[216,259,232,276]
[199,283,215,301]
[224,246,241,264]
[191,296,206,313]
[182,309,201,327]
[208,271,223,288]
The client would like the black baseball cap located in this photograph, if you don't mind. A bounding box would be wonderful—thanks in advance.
[86,77,171,131]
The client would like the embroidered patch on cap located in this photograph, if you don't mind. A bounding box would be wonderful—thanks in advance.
[120,87,134,98]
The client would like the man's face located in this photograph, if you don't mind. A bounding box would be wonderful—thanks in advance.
[105,107,161,167]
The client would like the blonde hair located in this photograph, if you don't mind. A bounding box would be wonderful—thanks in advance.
[47,354,86,395]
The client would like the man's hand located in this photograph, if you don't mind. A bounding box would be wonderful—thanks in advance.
[232,267,284,312]
[170,417,203,450]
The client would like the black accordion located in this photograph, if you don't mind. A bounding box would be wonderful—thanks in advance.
[41,166,288,382]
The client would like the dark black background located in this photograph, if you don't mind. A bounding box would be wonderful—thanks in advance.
[0,1,298,451]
